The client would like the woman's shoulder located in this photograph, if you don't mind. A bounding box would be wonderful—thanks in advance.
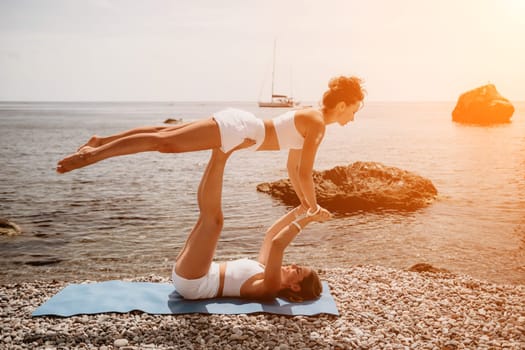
[240,274,276,300]
[294,108,325,131]
[294,107,320,116]
[294,108,322,120]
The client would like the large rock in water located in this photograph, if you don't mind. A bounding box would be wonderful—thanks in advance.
[256,161,438,214]
[0,218,22,236]
[452,84,514,124]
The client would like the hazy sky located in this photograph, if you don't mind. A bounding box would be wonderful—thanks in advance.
[1,0,524,101]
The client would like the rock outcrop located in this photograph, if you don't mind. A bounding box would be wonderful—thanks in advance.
[0,218,22,236]
[408,263,451,274]
[163,118,183,125]
[452,84,514,124]
[257,161,438,214]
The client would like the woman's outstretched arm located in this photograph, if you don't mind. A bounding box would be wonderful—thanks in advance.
[257,208,298,265]
[257,202,332,265]
[286,149,308,209]
[296,115,325,211]
[261,208,331,294]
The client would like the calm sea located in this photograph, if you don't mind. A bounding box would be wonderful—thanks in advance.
[0,101,524,284]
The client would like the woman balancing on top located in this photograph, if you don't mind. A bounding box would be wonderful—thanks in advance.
[57,75,365,216]
[173,143,331,300]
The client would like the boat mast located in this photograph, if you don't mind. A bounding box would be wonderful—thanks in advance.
[271,39,276,98]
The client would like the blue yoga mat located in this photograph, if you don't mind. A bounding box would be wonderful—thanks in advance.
[32,280,339,317]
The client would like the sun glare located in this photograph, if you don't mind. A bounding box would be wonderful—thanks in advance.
[509,0,525,9]
[503,0,525,16]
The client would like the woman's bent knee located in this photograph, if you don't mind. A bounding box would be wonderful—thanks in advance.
[199,212,224,231]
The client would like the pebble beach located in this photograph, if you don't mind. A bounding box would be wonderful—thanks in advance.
[2,265,524,349]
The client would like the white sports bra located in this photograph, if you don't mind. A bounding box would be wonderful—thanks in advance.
[223,258,264,297]
[272,111,305,150]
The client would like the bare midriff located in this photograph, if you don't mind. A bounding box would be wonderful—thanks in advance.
[257,120,280,151]
[217,262,226,297]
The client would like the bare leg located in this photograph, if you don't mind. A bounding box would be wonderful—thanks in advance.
[57,118,221,173]
[174,149,230,279]
[174,139,255,279]
[77,122,195,151]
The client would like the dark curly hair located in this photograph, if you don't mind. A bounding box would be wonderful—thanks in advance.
[322,75,365,112]
[277,268,322,302]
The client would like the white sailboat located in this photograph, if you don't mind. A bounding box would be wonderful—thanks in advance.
[258,40,296,108]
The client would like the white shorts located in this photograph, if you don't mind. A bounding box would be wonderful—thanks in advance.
[172,262,220,300]
[213,108,265,153]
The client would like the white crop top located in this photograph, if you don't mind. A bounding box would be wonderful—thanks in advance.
[272,110,305,150]
[223,258,264,297]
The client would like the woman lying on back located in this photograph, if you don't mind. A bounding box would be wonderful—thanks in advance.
[173,143,331,301]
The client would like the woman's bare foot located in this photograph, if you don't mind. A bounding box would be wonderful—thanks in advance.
[308,206,332,223]
[77,136,101,152]
[56,147,95,173]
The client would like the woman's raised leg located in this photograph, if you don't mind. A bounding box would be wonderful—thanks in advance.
[56,118,221,173]
[174,148,230,279]
[77,122,195,151]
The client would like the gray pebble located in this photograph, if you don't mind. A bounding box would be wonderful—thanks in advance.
[1,268,524,349]
[114,338,129,347]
